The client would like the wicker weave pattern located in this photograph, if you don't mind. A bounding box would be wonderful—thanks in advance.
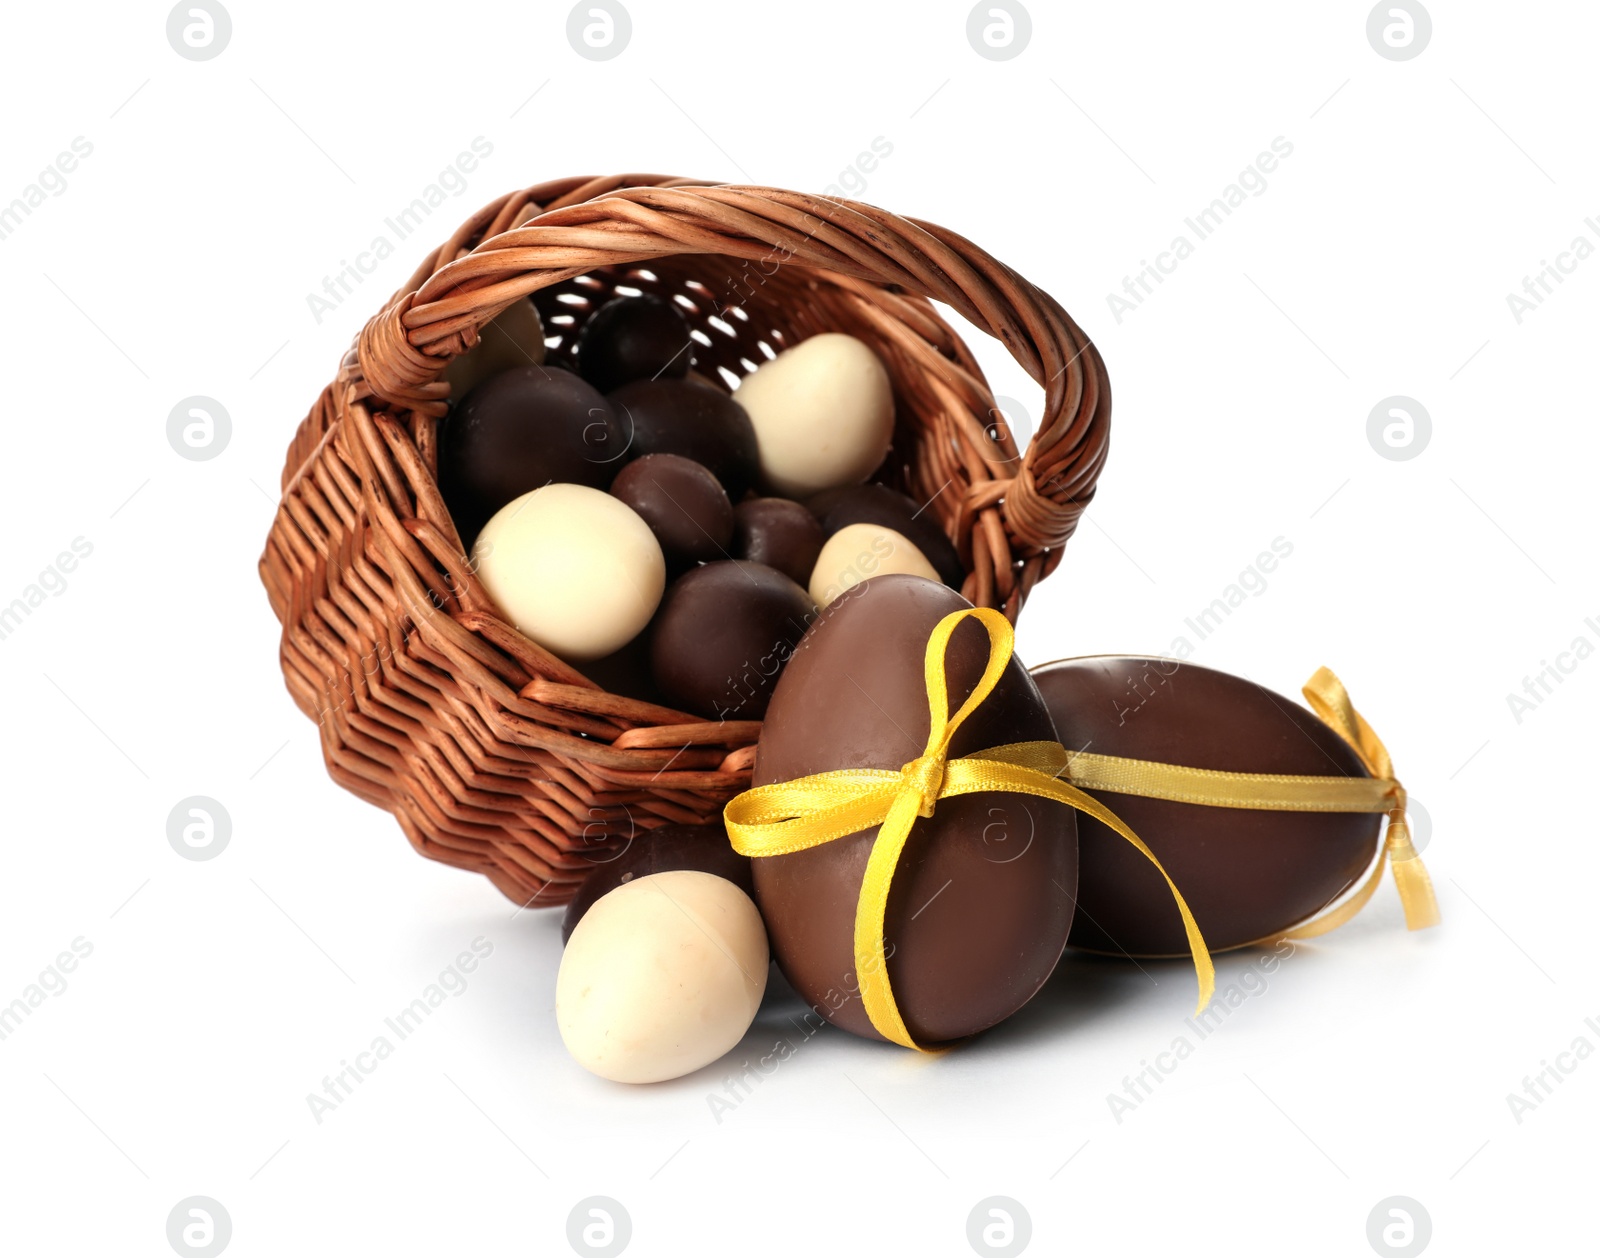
[259,175,1110,905]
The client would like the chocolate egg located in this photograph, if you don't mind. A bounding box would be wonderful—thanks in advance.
[649,561,815,720]
[441,365,623,542]
[610,454,733,571]
[575,294,694,394]
[808,523,941,608]
[472,484,665,662]
[561,823,754,943]
[733,333,895,497]
[752,574,1076,1044]
[732,498,826,587]
[1032,656,1383,955]
[608,378,760,501]
[443,298,546,399]
[807,483,964,589]
[557,869,768,1083]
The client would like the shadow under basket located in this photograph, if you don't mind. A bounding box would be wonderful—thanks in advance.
[259,174,1111,907]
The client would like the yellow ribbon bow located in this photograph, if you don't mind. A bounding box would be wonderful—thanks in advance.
[724,607,1216,1052]
[1056,666,1440,943]
[1291,667,1439,936]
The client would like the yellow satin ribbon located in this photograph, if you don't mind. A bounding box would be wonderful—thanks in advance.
[1056,665,1440,943]
[724,607,1216,1051]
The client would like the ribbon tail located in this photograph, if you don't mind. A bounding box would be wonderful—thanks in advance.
[1044,783,1216,1012]
[1391,855,1441,931]
[1384,816,1441,931]
[945,760,1215,1015]
[1299,667,1439,933]
[1103,815,1216,1016]
[852,789,930,1052]
[1278,813,1439,940]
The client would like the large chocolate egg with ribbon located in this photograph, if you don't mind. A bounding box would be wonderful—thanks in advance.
[747,574,1076,1045]
[1033,656,1389,955]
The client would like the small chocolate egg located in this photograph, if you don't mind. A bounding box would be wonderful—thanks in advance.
[472,484,665,662]
[610,454,733,571]
[1032,656,1383,955]
[608,378,760,501]
[732,498,826,587]
[575,294,693,394]
[733,333,894,497]
[441,365,624,542]
[561,823,754,943]
[807,483,964,589]
[650,561,815,720]
[557,869,769,1084]
[808,523,941,608]
[752,574,1076,1045]
[443,298,546,400]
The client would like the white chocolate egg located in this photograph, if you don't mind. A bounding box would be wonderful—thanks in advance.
[808,522,941,607]
[557,869,769,1084]
[444,298,546,398]
[472,484,665,661]
[733,333,894,498]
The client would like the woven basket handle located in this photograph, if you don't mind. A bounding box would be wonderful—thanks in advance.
[351,176,1110,591]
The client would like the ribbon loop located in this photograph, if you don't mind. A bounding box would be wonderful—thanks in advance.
[1297,668,1438,935]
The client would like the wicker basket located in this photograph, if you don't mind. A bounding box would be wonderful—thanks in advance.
[259,174,1110,907]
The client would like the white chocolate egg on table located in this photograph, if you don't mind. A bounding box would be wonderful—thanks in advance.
[732,333,894,498]
[556,870,769,1084]
[472,484,665,662]
[808,522,940,607]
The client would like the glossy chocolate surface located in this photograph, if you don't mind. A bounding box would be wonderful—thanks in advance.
[732,498,826,588]
[560,823,754,943]
[649,561,814,720]
[752,574,1076,1044]
[1032,656,1383,955]
[610,454,733,571]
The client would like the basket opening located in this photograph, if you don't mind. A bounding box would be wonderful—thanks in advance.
[523,254,1007,546]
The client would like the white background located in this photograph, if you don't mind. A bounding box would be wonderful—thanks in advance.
[0,2,1593,1255]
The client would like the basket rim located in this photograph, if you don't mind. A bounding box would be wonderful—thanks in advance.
[260,172,1112,905]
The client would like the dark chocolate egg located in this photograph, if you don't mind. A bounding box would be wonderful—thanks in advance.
[440,365,623,542]
[732,498,826,587]
[806,484,964,589]
[608,379,760,501]
[576,294,694,394]
[611,454,733,571]
[752,573,1076,1044]
[561,823,754,943]
[1032,656,1383,956]
[649,561,814,720]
